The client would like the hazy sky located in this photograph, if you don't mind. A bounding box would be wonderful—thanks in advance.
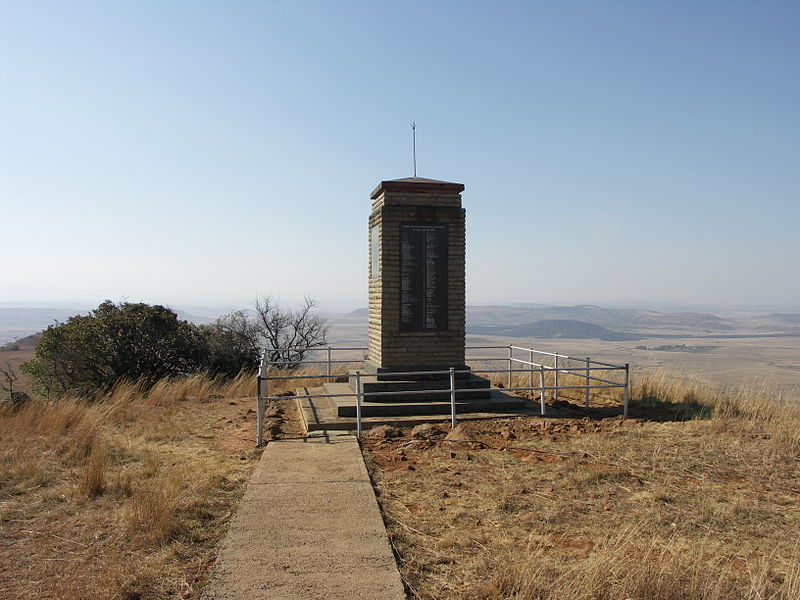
[2,1,798,312]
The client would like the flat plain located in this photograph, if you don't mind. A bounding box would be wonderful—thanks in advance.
[329,311,799,402]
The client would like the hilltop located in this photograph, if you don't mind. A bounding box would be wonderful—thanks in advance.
[466,304,736,333]
[468,319,642,341]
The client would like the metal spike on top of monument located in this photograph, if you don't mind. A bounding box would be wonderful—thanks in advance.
[411,121,417,177]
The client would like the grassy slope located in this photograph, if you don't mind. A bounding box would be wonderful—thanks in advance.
[363,372,800,600]
[4,363,799,600]
[0,372,301,600]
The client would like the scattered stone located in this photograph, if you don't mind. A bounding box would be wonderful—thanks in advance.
[410,423,439,439]
[364,425,402,439]
[444,424,472,442]
[553,399,581,411]
[500,427,516,441]
[443,497,457,506]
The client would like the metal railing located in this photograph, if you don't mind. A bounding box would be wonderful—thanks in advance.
[255,345,630,445]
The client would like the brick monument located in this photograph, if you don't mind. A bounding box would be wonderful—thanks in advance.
[366,177,468,375]
[316,176,527,419]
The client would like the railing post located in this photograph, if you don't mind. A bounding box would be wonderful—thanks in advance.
[553,352,559,401]
[449,367,456,429]
[507,345,513,388]
[326,346,332,377]
[585,357,591,409]
[268,370,269,408]
[355,370,363,438]
[529,349,534,393]
[256,376,265,446]
[623,364,630,418]
[539,366,546,416]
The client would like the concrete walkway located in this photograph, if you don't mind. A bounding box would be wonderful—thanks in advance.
[203,432,406,600]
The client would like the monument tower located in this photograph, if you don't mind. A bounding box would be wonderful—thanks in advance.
[323,176,525,418]
[366,177,468,376]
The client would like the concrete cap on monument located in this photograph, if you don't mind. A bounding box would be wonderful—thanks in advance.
[370,177,465,199]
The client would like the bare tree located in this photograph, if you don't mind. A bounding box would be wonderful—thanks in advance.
[211,310,262,355]
[253,296,329,368]
[1,362,20,404]
[210,296,329,370]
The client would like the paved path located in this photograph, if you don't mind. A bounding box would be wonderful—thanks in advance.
[203,432,406,600]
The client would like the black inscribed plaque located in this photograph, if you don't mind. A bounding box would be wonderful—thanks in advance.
[400,224,448,331]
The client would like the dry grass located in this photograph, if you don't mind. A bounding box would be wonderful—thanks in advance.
[0,371,269,600]
[363,369,800,600]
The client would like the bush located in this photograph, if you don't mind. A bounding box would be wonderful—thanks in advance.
[198,319,260,378]
[22,297,330,397]
[23,301,207,397]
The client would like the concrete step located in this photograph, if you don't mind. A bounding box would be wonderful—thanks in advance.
[331,394,528,418]
[349,374,492,403]
[297,386,541,431]
[363,365,474,382]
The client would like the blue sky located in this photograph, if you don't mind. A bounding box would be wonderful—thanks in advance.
[2,1,798,312]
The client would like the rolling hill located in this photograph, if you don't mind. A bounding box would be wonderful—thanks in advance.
[467,319,642,341]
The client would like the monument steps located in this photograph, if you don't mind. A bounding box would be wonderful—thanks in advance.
[297,385,539,431]
[326,390,527,419]
[351,373,492,403]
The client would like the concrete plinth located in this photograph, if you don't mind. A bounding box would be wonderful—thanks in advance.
[296,385,538,432]
[345,375,491,404]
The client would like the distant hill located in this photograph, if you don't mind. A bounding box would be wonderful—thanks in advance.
[0,307,87,329]
[0,332,41,352]
[753,313,800,327]
[467,304,735,332]
[468,319,642,341]
[0,306,217,346]
[335,304,756,336]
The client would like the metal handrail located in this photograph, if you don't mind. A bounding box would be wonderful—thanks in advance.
[256,344,627,369]
[255,343,631,444]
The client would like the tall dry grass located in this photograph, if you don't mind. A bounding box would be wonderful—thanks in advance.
[470,525,800,600]
[0,370,261,599]
[500,361,800,456]
[630,369,800,456]
[367,365,800,600]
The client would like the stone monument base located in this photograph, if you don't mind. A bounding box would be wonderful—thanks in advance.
[295,383,534,429]
[349,372,490,406]
[361,360,474,381]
